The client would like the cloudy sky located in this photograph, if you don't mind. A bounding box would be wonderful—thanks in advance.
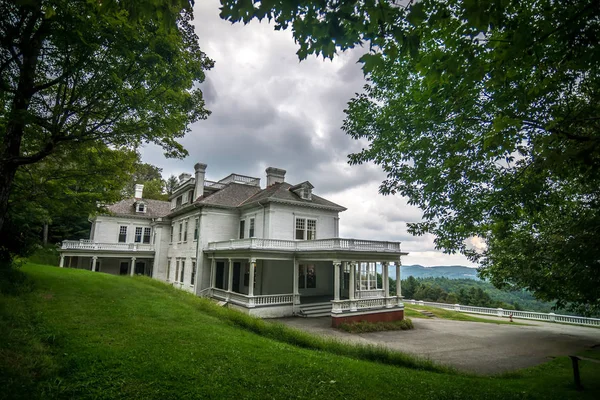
[140,0,476,267]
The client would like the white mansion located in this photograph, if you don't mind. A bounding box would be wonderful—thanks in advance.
[59,164,406,325]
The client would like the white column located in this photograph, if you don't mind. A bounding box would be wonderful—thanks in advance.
[349,261,356,300]
[130,257,136,276]
[248,258,256,297]
[91,256,98,272]
[59,255,65,268]
[210,258,216,288]
[349,261,357,311]
[227,258,233,292]
[396,261,402,297]
[293,258,300,304]
[333,261,341,301]
[383,262,389,297]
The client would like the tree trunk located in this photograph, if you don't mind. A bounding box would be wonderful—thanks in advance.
[43,222,49,246]
[0,163,18,234]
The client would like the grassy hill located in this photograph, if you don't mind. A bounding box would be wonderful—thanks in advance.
[1,264,599,399]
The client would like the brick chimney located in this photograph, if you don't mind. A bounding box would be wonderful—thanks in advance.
[266,167,286,186]
[134,184,144,199]
[194,163,207,199]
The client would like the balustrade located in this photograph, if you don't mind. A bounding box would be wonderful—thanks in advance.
[205,237,402,253]
[61,240,154,252]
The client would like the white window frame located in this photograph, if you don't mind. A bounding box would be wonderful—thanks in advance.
[191,260,196,286]
[134,227,143,243]
[178,222,183,242]
[295,217,317,240]
[183,220,188,242]
[249,218,255,238]
[180,259,185,283]
[167,258,171,281]
[143,227,151,244]
[118,226,127,243]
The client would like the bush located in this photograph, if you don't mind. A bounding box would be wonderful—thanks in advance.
[338,318,414,333]
[27,245,60,266]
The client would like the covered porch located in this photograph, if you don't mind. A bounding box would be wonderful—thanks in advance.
[203,238,407,323]
[59,240,155,277]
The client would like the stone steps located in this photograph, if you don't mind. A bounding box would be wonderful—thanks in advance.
[298,302,331,318]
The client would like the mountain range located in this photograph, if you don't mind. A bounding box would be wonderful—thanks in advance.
[388,265,480,280]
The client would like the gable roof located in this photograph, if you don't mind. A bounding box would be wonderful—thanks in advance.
[240,182,346,211]
[106,198,171,218]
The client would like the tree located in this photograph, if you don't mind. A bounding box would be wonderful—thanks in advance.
[124,161,168,201]
[4,143,136,259]
[0,0,213,263]
[165,175,179,195]
[220,0,600,312]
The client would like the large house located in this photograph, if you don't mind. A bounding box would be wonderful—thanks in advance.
[59,164,407,326]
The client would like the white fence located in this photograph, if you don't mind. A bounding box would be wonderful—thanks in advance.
[405,299,600,327]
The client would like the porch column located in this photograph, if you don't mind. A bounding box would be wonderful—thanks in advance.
[59,255,65,268]
[349,261,357,311]
[333,261,341,301]
[210,258,216,288]
[382,262,389,297]
[227,258,234,292]
[248,258,256,297]
[396,261,402,297]
[293,257,300,305]
[91,256,98,272]
[130,257,136,276]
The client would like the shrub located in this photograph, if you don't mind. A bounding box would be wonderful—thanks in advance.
[338,319,414,333]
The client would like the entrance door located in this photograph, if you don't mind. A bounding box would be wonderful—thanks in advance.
[119,262,129,275]
[215,261,225,289]
[135,261,145,275]
[233,262,241,293]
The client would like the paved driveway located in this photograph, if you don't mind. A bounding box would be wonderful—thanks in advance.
[276,316,600,374]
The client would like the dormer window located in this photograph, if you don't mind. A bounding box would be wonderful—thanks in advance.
[290,181,314,201]
[136,201,147,213]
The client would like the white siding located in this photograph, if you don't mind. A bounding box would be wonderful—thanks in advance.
[92,216,153,244]
[268,203,339,240]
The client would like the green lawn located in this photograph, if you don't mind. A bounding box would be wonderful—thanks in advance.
[1,264,599,399]
[404,304,530,325]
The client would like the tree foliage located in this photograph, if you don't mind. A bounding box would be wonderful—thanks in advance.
[221,0,600,311]
[124,161,168,201]
[0,0,212,263]
[4,143,136,259]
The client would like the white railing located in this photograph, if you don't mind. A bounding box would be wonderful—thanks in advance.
[61,240,154,252]
[356,289,385,299]
[255,294,294,305]
[405,300,600,327]
[331,296,401,313]
[209,289,293,307]
[205,238,402,253]
[218,173,261,187]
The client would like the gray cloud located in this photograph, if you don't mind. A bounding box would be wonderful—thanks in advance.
[138,0,476,267]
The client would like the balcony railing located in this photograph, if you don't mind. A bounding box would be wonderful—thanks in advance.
[205,238,402,253]
[331,296,401,313]
[210,288,293,307]
[61,240,154,252]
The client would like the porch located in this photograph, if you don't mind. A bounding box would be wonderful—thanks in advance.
[59,240,154,277]
[203,238,407,323]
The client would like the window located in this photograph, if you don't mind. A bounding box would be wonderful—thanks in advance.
[118,226,127,243]
[194,218,199,240]
[183,220,188,242]
[191,260,196,285]
[298,264,316,289]
[295,218,305,240]
[180,260,185,283]
[175,260,180,283]
[167,259,171,281]
[170,225,174,243]
[188,189,195,203]
[295,218,316,240]
[249,218,255,238]
[143,227,151,244]
[359,263,378,290]
[176,196,182,207]
[239,220,245,239]
[137,203,145,213]
[134,227,143,243]
[178,222,183,242]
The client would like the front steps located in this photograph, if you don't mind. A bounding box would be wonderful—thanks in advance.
[298,302,332,318]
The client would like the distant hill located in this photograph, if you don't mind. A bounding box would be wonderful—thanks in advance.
[390,265,480,280]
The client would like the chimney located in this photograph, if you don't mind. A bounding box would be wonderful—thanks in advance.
[266,167,286,186]
[194,163,207,199]
[179,173,191,183]
[134,184,144,199]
